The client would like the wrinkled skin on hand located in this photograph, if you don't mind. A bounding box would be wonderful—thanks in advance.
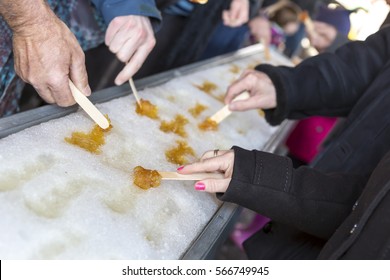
[224,69,277,111]
[222,0,250,27]
[12,8,90,107]
[105,15,156,85]
[178,149,235,193]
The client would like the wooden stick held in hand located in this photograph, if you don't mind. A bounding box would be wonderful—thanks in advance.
[129,78,142,107]
[68,79,110,129]
[209,91,250,124]
[300,11,316,39]
[159,171,224,181]
[260,38,271,61]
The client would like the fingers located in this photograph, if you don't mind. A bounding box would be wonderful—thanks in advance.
[248,16,271,43]
[105,18,126,51]
[222,10,231,26]
[224,69,254,104]
[46,73,75,106]
[69,49,91,97]
[12,15,86,107]
[178,150,235,193]
[200,149,230,161]
[179,150,234,174]
[224,70,277,111]
[179,156,225,174]
[222,0,249,27]
[33,86,55,104]
[194,178,231,193]
[114,43,153,85]
[228,95,264,111]
[105,15,155,85]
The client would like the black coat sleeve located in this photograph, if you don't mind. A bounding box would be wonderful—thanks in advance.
[256,27,390,125]
[218,146,368,239]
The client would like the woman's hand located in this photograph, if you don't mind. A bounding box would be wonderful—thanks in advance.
[177,149,235,193]
[225,69,277,111]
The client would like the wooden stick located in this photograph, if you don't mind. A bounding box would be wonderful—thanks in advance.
[260,38,271,61]
[129,78,142,107]
[69,79,110,129]
[159,171,224,181]
[209,91,250,124]
[300,11,316,39]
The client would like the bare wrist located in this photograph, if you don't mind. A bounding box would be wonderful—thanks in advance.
[0,0,54,35]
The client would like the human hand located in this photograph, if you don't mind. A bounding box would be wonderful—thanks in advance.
[105,15,156,85]
[12,8,90,106]
[224,69,277,111]
[222,0,250,27]
[178,149,234,193]
[248,16,272,44]
[309,21,338,52]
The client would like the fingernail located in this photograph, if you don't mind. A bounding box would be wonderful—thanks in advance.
[114,78,122,86]
[84,85,91,96]
[229,103,236,110]
[195,182,205,191]
[177,166,184,171]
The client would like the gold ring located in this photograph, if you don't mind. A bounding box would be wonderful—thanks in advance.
[213,149,219,157]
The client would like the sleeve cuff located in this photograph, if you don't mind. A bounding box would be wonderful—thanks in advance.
[100,0,162,31]
[217,146,294,215]
[255,64,290,126]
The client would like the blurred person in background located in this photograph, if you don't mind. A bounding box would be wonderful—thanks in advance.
[136,0,262,78]
[248,0,302,52]
[307,4,353,53]
[285,4,354,168]
[199,0,262,60]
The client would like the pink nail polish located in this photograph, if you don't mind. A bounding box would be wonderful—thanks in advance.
[195,182,205,191]
[177,166,184,171]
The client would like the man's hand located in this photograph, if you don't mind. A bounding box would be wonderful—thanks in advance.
[222,0,250,27]
[1,1,90,107]
[225,69,277,111]
[105,15,156,85]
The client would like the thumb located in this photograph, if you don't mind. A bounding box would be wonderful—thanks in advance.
[70,52,91,96]
[229,98,257,111]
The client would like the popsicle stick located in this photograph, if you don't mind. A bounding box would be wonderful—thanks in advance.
[300,11,316,39]
[68,79,110,129]
[129,78,142,107]
[260,38,271,61]
[159,171,224,181]
[209,91,250,124]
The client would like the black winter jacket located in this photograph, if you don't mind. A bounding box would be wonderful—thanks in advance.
[218,27,390,259]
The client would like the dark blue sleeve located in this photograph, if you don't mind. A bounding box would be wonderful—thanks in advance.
[91,0,162,31]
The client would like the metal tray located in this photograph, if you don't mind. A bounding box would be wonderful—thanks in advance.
[0,44,295,259]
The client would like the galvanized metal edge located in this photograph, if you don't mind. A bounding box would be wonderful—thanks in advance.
[181,121,295,260]
[0,44,294,260]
